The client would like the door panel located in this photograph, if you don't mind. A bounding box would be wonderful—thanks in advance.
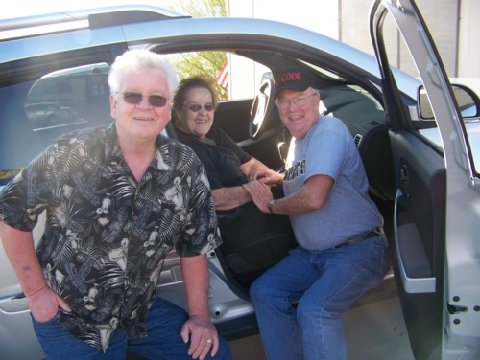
[390,130,445,359]
[371,1,480,358]
[0,46,124,360]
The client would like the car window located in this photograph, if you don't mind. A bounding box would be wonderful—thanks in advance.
[0,62,111,185]
[380,12,479,174]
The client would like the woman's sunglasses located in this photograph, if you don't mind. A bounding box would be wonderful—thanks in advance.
[121,92,169,107]
[183,103,215,112]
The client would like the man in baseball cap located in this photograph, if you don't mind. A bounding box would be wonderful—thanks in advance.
[244,65,388,360]
[274,67,319,96]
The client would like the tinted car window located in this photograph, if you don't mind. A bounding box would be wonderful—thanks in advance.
[0,63,111,185]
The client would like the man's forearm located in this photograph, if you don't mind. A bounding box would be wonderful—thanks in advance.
[180,255,210,318]
[270,177,332,215]
[0,222,47,297]
[270,190,320,215]
[244,174,333,215]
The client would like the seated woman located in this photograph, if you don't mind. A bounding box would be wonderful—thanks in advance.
[172,78,295,287]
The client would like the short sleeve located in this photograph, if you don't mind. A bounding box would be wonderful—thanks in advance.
[0,144,60,231]
[304,125,349,182]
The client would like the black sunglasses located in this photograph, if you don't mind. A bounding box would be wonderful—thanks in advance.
[184,103,215,112]
[121,92,169,107]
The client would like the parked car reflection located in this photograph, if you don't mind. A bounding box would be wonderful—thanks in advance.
[24,63,110,131]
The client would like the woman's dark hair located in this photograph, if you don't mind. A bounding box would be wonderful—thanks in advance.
[172,77,218,114]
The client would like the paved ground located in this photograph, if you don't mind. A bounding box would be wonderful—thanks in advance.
[229,281,415,360]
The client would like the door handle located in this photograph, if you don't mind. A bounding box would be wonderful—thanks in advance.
[0,292,30,315]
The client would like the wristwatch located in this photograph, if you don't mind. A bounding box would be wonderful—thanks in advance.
[268,199,276,214]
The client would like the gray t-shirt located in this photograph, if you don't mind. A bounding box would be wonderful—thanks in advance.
[283,115,382,250]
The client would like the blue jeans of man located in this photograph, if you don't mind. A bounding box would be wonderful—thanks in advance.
[32,297,231,360]
[250,235,389,360]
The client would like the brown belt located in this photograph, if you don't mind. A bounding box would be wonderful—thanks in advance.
[334,227,384,249]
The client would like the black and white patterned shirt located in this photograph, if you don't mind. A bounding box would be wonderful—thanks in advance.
[0,123,221,351]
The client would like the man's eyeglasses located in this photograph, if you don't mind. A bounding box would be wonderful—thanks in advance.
[120,92,169,107]
[275,92,318,110]
[183,103,215,112]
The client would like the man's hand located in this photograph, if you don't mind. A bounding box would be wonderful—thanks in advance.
[0,223,72,323]
[250,168,284,186]
[180,314,219,360]
[28,286,71,323]
[243,180,274,213]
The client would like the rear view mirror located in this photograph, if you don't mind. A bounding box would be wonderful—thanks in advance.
[418,84,480,120]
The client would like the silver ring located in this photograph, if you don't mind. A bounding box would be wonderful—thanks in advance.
[206,338,213,344]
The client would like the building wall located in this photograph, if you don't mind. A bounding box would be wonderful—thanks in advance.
[459,0,480,77]
[340,0,464,78]
[227,0,339,100]
[227,0,479,97]
[228,0,339,38]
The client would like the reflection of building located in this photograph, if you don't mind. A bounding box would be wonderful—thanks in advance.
[227,0,479,98]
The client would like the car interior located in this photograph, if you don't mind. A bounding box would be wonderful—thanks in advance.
[0,46,400,299]
[195,52,398,292]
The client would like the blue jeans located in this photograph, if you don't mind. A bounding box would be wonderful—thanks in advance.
[250,235,389,360]
[32,297,231,360]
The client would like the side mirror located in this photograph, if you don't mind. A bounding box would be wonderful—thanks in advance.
[418,84,480,120]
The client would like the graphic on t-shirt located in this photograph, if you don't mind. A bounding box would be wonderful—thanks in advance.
[284,159,305,181]
[284,159,305,193]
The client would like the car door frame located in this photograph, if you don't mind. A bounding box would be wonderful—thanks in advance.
[370,0,480,359]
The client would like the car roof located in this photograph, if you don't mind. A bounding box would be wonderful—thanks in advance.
[0,5,187,37]
[0,5,420,99]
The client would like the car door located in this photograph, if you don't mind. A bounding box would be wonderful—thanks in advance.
[370,1,480,359]
[0,46,124,360]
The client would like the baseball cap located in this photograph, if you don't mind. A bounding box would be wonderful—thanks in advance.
[275,68,318,96]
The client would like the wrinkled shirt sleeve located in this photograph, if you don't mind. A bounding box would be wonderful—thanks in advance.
[0,143,61,231]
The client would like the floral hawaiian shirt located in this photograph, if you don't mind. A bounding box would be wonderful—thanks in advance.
[0,123,221,351]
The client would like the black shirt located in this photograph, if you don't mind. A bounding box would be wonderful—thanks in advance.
[175,125,252,190]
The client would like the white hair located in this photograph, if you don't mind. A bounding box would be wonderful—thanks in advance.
[108,49,179,97]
